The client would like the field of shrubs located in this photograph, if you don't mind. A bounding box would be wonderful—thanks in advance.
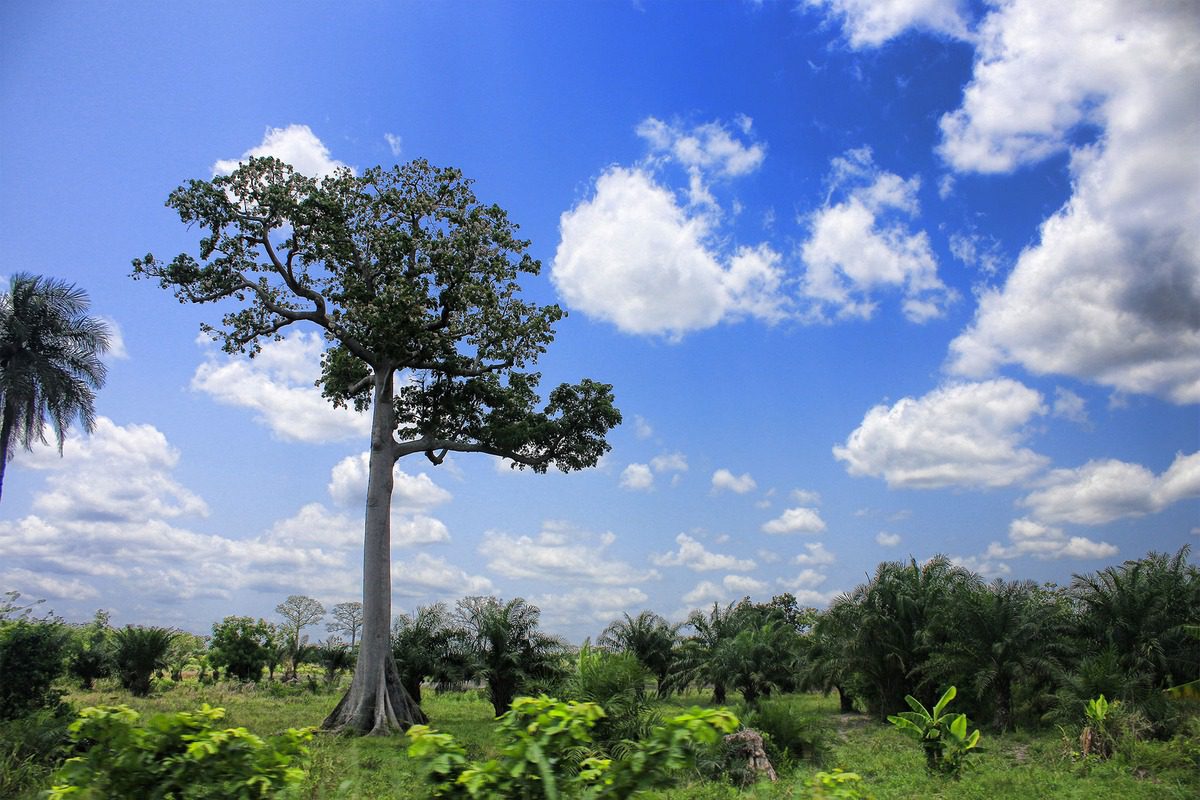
[2,547,1197,798]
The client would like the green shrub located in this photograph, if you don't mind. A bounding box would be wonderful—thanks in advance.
[407,694,738,798]
[562,642,657,755]
[48,704,313,799]
[210,616,272,683]
[0,619,70,720]
[112,625,176,697]
[0,706,74,798]
[806,768,871,799]
[742,696,831,766]
[887,685,982,776]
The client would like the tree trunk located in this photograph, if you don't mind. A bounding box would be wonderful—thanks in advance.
[323,372,427,734]
[836,685,856,713]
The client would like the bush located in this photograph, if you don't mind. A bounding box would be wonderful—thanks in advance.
[48,704,313,799]
[742,696,831,767]
[0,619,70,720]
[210,616,272,683]
[407,694,738,798]
[0,706,74,798]
[562,642,657,755]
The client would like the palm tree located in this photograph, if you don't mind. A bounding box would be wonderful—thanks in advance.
[112,625,176,697]
[671,600,746,704]
[455,596,566,716]
[0,273,110,501]
[598,610,679,697]
[392,602,472,704]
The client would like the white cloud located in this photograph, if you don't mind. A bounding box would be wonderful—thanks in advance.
[384,132,403,157]
[192,331,369,444]
[327,453,452,511]
[833,379,1049,489]
[948,554,1012,579]
[712,468,757,494]
[779,568,827,590]
[98,316,128,360]
[1051,388,1089,425]
[636,116,767,179]
[793,542,836,566]
[535,586,650,626]
[652,533,756,572]
[479,523,658,586]
[944,2,1200,404]
[801,148,953,322]
[810,0,969,48]
[619,463,655,491]
[986,518,1117,561]
[651,452,689,473]
[683,574,768,605]
[791,489,822,505]
[762,507,827,535]
[1020,451,1200,526]
[876,531,902,547]
[393,553,493,598]
[552,166,788,338]
[633,416,654,439]
[213,124,350,178]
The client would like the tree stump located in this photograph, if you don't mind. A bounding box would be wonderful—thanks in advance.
[723,728,777,786]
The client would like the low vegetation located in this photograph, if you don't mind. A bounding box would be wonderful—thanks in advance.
[1,548,1196,797]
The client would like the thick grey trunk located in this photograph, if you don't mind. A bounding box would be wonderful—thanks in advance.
[323,372,427,734]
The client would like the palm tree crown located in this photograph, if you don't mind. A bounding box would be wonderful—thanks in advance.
[0,273,110,500]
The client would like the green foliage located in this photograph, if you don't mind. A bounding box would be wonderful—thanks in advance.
[393,602,473,704]
[742,695,831,766]
[313,638,353,684]
[407,694,738,799]
[455,597,567,716]
[0,618,70,720]
[806,768,871,799]
[562,641,656,755]
[0,273,110,499]
[0,706,74,799]
[112,625,176,697]
[888,685,982,776]
[598,611,678,698]
[47,704,312,799]
[67,611,113,690]
[210,616,273,683]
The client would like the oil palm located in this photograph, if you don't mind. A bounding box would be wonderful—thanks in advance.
[0,273,110,501]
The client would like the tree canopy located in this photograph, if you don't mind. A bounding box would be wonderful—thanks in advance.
[133,156,620,734]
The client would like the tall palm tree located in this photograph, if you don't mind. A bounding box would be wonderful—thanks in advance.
[456,596,566,716]
[598,610,679,697]
[0,273,110,501]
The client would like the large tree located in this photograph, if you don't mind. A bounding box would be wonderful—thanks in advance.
[0,273,110,501]
[133,157,620,734]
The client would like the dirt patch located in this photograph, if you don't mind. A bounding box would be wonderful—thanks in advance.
[833,712,874,741]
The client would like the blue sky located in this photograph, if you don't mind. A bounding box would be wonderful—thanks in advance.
[2,1,1197,641]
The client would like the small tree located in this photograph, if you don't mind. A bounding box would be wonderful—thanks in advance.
[134,158,620,733]
[68,610,113,690]
[209,616,272,683]
[112,626,176,697]
[598,610,678,698]
[276,595,324,681]
[0,618,70,719]
[456,596,567,716]
[328,601,364,648]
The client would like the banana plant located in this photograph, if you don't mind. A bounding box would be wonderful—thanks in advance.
[888,685,982,775]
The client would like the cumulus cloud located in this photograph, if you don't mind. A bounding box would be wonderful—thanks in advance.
[833,379,1049,489]
[553,167,788,338]
[652,533,756,572]
[943,2,1200,404]
[810,0,969,48]
[213,124,350,178]
[1051,388,1089,425]
[393,553,494,598]
[876,531,902,547]
[986,518,1117,561]
[801,148,953,323]
[712,469,757,494]
[479,522,658,586]
[0,419,461,615]
[384,132,403,157]
[552,116,789,339]
[793,542,836,566]
[619,463,655,491]
[762,507,827,535]
[651,452,689,474]
[535,586,650,627]
[192,331,369,444]
[327,453,452,511]
[683,574,769,605]
[1020,451,1200,526]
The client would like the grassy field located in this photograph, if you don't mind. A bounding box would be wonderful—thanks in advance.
[22,680,1197,799]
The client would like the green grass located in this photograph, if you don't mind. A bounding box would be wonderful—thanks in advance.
[10,682,1194,799]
